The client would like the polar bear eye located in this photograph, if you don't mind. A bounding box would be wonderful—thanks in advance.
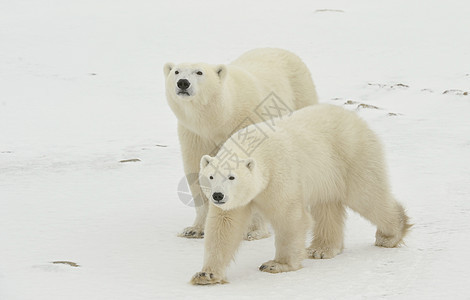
[196,71,203,75]
[209,176,213,180]
[228,176,235,180]
[175,70,179,75]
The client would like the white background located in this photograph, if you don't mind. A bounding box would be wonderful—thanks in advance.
[1,0,469,299]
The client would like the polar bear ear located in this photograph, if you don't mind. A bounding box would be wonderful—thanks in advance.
[215,65,227,81]
[244,158,255,171]
[163,63,175,77]
[200,155,214,169]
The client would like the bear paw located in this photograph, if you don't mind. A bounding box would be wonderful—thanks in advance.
[244,229,271,241]
[375,231,402,248]
[306,246,341,259]
[259,260,301,273]
[178,226,204,239]
[190,272,226,285]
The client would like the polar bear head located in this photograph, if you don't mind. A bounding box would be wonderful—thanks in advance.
[199,154,264,211]
[163,62,226,104]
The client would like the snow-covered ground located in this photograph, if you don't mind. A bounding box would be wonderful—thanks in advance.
[1,0,469,299]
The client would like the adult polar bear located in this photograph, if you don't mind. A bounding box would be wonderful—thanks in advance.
[192,104,411,285]
[164,48,318,239]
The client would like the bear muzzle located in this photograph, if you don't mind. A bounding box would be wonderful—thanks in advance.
[212,192,225,204]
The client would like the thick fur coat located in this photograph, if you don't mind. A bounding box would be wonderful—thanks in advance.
[164,48,318,239]
[192,104,411,284]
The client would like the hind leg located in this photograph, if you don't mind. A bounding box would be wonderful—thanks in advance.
[374,201,411,247]
[348,193,411,248]
[284,50,318,107]
[307,201,346,259]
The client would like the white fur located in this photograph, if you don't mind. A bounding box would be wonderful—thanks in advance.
[164,48,318,239]
[192,104,411,285]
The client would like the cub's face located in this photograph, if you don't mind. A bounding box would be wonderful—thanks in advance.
[199,155,258,211]
[163,62,226,104]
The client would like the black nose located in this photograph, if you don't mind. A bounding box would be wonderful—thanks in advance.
[212,192,224,202]
[177,79,190,90]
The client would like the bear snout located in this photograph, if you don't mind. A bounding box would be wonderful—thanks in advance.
[177,79,191,90]
[212,192,225,203]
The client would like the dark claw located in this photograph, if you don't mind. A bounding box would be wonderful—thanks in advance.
[200,272,206,277]
[259,265,267,271]
[209,273,213,279]
[269,267,274,271]
[187,231,196,236]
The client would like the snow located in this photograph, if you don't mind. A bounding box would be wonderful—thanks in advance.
[1,0,469,299]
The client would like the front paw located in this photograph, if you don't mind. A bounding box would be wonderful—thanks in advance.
[259,260,301,273]
[306,246,341,259]
[244,229,271,241]
[178,226,204,239]
[190,272,226,285]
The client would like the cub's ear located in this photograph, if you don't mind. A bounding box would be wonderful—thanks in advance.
[163,63,175,77]
[215,64,226,81]
[200,155,214,169]
[244,158,255,171]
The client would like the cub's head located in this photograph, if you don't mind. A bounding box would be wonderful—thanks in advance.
[163,62,226,104]
[199,155,263,210]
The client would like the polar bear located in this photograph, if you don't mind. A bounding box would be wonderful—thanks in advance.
[164,48,318,239]
[191,104,411,285]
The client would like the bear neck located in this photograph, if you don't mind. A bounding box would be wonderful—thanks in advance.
[173,87,240,144]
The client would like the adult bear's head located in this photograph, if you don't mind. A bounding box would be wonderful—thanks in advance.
[163,62,226,105]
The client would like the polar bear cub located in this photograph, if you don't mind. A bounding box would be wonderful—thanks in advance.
[191,104,411,285]
[164,48,318,239]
